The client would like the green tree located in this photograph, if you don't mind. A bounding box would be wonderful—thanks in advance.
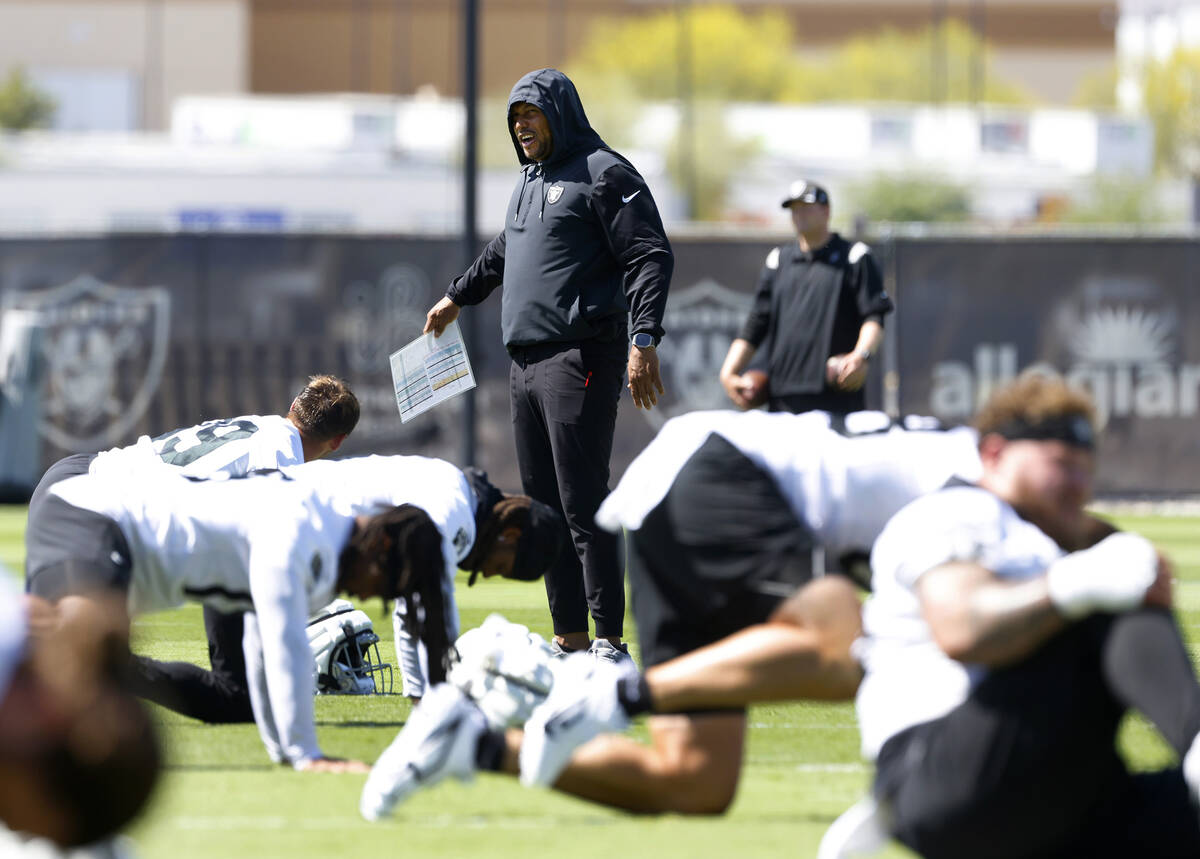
[562,8,1030,219]
[567,8,1030,106]
[1055,175,1170,225]
[786,21,1032,104]
[1141,48,1200,175]
[1073,64,1119,110]
[568,5,803,103]
[555,7,1032,221]
[846,173,972,224]
[666,101,762,221]
[475,96,521,170]
[0,67,55,130]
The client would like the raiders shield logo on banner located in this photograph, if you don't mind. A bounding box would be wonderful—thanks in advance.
[546,184,564,204]
[335,262,463,446]
[643,278,753,429]
[0,274,170,451]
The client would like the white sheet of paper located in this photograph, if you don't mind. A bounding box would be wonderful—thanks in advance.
[389,320,477,423]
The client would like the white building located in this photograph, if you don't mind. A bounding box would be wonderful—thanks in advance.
[0,93,1155,233]
[1117,0,1200,111]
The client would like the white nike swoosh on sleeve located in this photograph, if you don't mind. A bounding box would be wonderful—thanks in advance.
[621,190,641,204]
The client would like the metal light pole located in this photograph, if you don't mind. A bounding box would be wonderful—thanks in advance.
[969,0,986,106]
[393,0,412,93]
[931,0,948,104]
[677,0,697,220]
[551,0,567,66]
[459,0,479,467]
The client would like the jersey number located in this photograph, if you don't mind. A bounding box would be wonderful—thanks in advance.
[153,419,260,467]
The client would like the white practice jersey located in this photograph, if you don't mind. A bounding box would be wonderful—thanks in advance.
[284,455,476,697]
[90,414,303,480]
[0,577,26,705]
[855,484,1067,760]
[597,409,982,565]
[50,469,347,765]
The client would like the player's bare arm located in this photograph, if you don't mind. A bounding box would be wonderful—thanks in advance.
[917,561,1068,667]
[919,531,1167,667]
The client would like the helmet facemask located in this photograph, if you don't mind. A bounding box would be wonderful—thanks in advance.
[307,601,394,695]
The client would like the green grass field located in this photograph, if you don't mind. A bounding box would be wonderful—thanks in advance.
[2,506,1198,859]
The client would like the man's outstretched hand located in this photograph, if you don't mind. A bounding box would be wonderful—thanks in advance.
[298,757,371,774]
[424,297,461,337]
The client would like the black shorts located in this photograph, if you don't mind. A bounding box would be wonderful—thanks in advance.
[25,454,132,601]
[627,432,814,672]
[874,615,1200,859]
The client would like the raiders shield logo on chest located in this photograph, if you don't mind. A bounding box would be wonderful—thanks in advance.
[546,184,564,204]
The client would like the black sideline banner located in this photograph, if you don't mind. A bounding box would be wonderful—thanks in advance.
[892,237,1200,494]
[0,233,1196,496]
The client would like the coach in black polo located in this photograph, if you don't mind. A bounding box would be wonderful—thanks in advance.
[423,68,673,663]
[720,180,893,414]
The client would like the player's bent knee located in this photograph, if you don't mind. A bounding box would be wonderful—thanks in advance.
[652,765,739,815]
[681,779,738,815]
[649,716,743,814]
[770,575,862,633]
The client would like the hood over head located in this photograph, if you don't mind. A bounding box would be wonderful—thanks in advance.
[507,68,606,167]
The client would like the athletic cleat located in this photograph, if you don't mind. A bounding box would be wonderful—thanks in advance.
[449,614,558,729]
[519,652,635,788]
[548,639,579,658]
[359,684,486,821]
[588,638,631,664]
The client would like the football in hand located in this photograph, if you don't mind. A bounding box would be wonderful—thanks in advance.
[742,369,769,408]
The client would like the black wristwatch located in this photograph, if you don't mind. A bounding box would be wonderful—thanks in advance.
[632,332,656,349]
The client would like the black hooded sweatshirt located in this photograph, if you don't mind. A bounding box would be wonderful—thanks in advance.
[446,68,673,349]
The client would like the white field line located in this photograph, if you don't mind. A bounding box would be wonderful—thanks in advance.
[748,723,857,730]
[792,762,870,773]
[170,764,869,831]
[1089,500,1200,516]
[171,814,610,830]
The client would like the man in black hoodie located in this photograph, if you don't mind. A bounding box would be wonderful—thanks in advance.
[424,68,673,664]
